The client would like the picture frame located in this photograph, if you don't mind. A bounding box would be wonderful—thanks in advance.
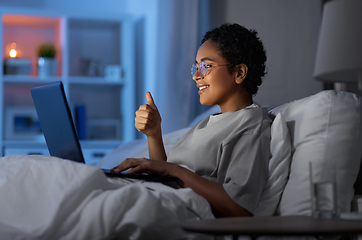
[5,107,43,140]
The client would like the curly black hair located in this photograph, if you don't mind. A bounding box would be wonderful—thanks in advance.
[201,23,267,95]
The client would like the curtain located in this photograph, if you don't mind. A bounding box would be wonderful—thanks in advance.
[133,0,213,135]
[153,0,208,134]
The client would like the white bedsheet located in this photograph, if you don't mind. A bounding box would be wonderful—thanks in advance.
[0,155,214,240]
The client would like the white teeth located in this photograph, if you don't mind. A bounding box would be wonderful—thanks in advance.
[199,86,209,90]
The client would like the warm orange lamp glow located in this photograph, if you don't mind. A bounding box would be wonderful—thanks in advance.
[9,49,17,58]
[8,42,22,58]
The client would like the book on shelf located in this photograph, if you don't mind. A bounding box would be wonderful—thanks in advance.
[75,105,87,141]
[3,58,32,75]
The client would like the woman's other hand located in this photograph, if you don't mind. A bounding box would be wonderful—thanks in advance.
[110,157,251,218]
[111,158,176,176]
[135,92,162,137]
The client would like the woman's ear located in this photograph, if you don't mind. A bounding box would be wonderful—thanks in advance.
[235,64,248,84]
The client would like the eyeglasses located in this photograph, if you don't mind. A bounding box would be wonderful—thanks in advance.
[191,61,230,78]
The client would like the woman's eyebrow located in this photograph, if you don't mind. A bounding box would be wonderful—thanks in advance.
[201,57,215,62]
[195,57,215,64]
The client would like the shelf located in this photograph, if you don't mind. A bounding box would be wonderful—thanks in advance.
[3,139,122,149]
[3,75,63,84]
[2,75,123,86]
[3,139,47,148]
[2,14,62,77]
[68,18,121,78]
[0,11,136,157]
[79,140,122,149]
[68,76,123,85]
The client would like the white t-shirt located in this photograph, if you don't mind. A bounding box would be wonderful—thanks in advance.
[167,105,272,214]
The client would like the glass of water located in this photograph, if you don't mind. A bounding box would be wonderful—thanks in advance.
[309,161,338,219]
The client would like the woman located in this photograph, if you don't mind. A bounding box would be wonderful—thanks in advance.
[112,23,271,218]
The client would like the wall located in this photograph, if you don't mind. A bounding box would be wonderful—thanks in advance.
[211,0,324,106]
[0,0,326,123]
[123,0,158,105]
[123,0,159,137]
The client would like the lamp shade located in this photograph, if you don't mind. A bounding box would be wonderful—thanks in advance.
[314,0,362,83]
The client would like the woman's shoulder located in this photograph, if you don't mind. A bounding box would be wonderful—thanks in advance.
[190,104,271,131]
[222,104,270,123]
[226,105,272,136]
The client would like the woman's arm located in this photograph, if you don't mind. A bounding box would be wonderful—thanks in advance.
[147,131,167,161]
[172,164,252,217]
[135,92,167,161]
[111,158,251,217]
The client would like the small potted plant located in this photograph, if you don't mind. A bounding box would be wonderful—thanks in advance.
[37,43,58,78]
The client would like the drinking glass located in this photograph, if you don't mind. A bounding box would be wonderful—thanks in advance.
[309,161,338,219]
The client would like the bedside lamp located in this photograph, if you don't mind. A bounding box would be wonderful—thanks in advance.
[314,0,362,91]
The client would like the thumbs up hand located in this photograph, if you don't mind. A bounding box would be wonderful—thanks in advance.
[135,92,162,137]
[146,91,158,111]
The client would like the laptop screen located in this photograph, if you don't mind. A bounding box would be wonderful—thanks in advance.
[31,81,85,163]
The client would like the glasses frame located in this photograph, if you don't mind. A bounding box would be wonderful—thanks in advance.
[191,61,230,78]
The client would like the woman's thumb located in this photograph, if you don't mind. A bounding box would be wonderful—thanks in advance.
[146,92,157,110]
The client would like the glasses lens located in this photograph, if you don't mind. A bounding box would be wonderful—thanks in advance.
[191,64,197,76]
[191,62,208,77]
[200,62,207,77]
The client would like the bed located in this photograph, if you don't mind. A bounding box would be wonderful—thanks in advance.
[0,90,361,240]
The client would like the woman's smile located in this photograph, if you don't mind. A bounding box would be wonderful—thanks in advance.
[197,84,209,94]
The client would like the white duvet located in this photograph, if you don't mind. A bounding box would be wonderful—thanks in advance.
[0,155,214,240]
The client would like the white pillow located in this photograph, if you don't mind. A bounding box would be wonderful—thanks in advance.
[254,113,292,216]
[271,90,362,216]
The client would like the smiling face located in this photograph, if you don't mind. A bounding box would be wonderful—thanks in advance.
[193,40,251,113]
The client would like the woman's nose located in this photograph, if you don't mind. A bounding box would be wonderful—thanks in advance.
[193,70,202,81]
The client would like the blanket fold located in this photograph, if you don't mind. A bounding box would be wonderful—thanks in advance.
[0,155,214,240]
